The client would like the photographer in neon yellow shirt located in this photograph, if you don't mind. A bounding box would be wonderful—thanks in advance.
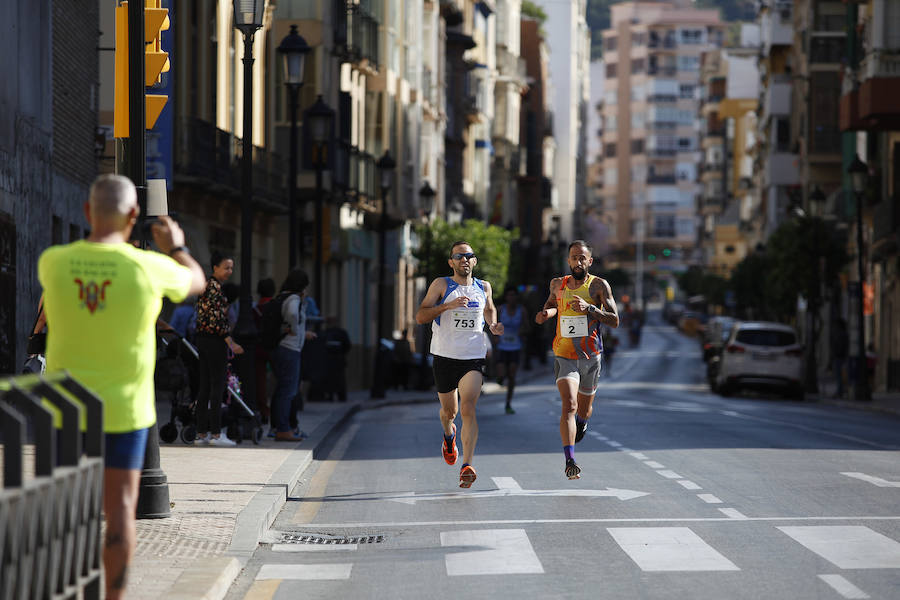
[37,174,206,599]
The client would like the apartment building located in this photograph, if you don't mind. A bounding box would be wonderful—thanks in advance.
[599,0,723,288]
[518,15,556,283]
[698,24,760,277]
[537,0,591,243]
[839,0,900,392]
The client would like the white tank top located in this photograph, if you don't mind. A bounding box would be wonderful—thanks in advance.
[430,277,489,360]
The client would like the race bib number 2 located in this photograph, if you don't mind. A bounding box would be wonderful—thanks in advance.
[561,315,588,338]
[451,310,480,331]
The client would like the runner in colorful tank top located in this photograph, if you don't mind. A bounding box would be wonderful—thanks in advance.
[534,240,619,480]
[496,286,527,414]
[415,241,505,489]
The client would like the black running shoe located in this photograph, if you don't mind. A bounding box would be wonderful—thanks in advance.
[574,419,588,443]
[565,458,582,480]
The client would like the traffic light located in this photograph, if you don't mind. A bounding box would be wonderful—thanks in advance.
[662,248,672,258]
[114,1,170,138]
[648,254,657,262]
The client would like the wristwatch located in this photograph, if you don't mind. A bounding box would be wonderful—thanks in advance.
[168,245,189,257]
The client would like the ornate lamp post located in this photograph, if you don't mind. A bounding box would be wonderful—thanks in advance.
[418,181,437,389]
[371,150,396,398]
[848,155,871,401]
[231,0,264,415]
[276,25,310,268]
[305,95,335,297]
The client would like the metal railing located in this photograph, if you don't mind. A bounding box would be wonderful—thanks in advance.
[0,372,104,600]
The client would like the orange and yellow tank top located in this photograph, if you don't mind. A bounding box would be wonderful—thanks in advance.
[552,274,603,359]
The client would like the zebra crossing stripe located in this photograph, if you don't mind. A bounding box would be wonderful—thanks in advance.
[442,529,544,575]
[608,527,740,571]
[817,575,870,599]
[778,526,900,569]
[256,563,353,580]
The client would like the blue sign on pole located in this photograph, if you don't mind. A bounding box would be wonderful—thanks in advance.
[147,0,173,190]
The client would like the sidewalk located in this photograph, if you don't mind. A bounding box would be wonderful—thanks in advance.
[129,387,430,600]
[811,374,900,416]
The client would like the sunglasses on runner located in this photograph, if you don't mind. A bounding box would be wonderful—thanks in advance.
[451,252,476,260]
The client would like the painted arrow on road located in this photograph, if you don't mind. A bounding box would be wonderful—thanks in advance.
[380,477,650,504]
[841,472,900,488]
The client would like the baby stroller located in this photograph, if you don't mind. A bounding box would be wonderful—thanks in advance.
[220,354,264,445]
[155,329,200,444]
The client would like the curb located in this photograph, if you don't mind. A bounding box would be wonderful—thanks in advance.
[814,396,900,417]
[164,401,361,600]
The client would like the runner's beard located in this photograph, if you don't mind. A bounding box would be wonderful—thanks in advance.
[570,266,586,280]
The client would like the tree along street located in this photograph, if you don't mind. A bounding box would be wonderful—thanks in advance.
[227,310,900,600]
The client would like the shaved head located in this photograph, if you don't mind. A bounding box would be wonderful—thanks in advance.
[89,174,138,219]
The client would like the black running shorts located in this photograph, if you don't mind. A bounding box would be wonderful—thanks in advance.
[432,356,486,394]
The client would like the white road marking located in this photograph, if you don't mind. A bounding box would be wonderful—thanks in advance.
[841,472,900,488]
[677,480,702,490]
[305,516,900,528]
[607,441,622,447]
[644,461,665,469]
[719,508,748,520]
[441,529,544,575]
[817,575,870,599]
[255,564,352,580]
[272,543,357,552]
[608,527,740,572]
[630,452,649,460]
[617,447,634,453]
[657,470,683,479]
[697,494,722,504]
[382,482,650,504]
[779,526,900,569]
[718,411,898,450]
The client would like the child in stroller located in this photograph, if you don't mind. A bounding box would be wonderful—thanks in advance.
[156,327,264,445]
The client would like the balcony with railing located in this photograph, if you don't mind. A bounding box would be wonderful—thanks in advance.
[175,117,286,211]
[334,0,380,69]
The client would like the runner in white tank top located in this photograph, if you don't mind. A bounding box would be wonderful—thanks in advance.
[415,241,505,489]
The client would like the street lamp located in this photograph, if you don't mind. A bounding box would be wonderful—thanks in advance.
[418,181,436,390]
[810,185,826,217]
[447,199,464,225]
[371,150,396,398]
[277,25,310,268]
[847,154,871,401]
[305,95,335,298]
[419,180,436,220]
[232,0,263,414]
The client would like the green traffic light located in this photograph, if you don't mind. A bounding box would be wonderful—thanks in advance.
[662,248,672,257]
[648,254,656,262]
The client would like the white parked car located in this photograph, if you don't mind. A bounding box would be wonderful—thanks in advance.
[716,321,804,399]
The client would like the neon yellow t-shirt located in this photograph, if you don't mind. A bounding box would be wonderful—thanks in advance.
[38,240,193,433]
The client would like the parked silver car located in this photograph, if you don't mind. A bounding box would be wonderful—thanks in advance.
[715,321,804,399]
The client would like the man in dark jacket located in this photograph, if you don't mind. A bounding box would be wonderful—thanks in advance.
[322,314,351,401]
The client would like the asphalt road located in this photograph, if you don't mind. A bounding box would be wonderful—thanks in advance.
[227,312,900,600]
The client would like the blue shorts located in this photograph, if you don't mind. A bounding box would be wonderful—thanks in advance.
[105,427,150,470]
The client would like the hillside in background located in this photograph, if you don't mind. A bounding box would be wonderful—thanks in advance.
[587,0,757,59]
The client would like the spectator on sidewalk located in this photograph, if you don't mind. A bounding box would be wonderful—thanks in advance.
[270,269,315,440]
[252,277,276,423]
[195,252,244,446]
[168,298,196,342]
[392,328,413,390]
[322,314,352,401]
[37,174,206,600]
[830,318,849,398]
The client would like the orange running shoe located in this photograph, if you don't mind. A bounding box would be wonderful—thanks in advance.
[459,464,477,488]
[442,423,458,465]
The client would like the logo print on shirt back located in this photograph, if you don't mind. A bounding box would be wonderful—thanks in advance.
[74,279,112,314]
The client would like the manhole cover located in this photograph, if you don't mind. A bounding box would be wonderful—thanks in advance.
[279,533,384,545]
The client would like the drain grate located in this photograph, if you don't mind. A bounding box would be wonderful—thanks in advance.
[280,533,384,545]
